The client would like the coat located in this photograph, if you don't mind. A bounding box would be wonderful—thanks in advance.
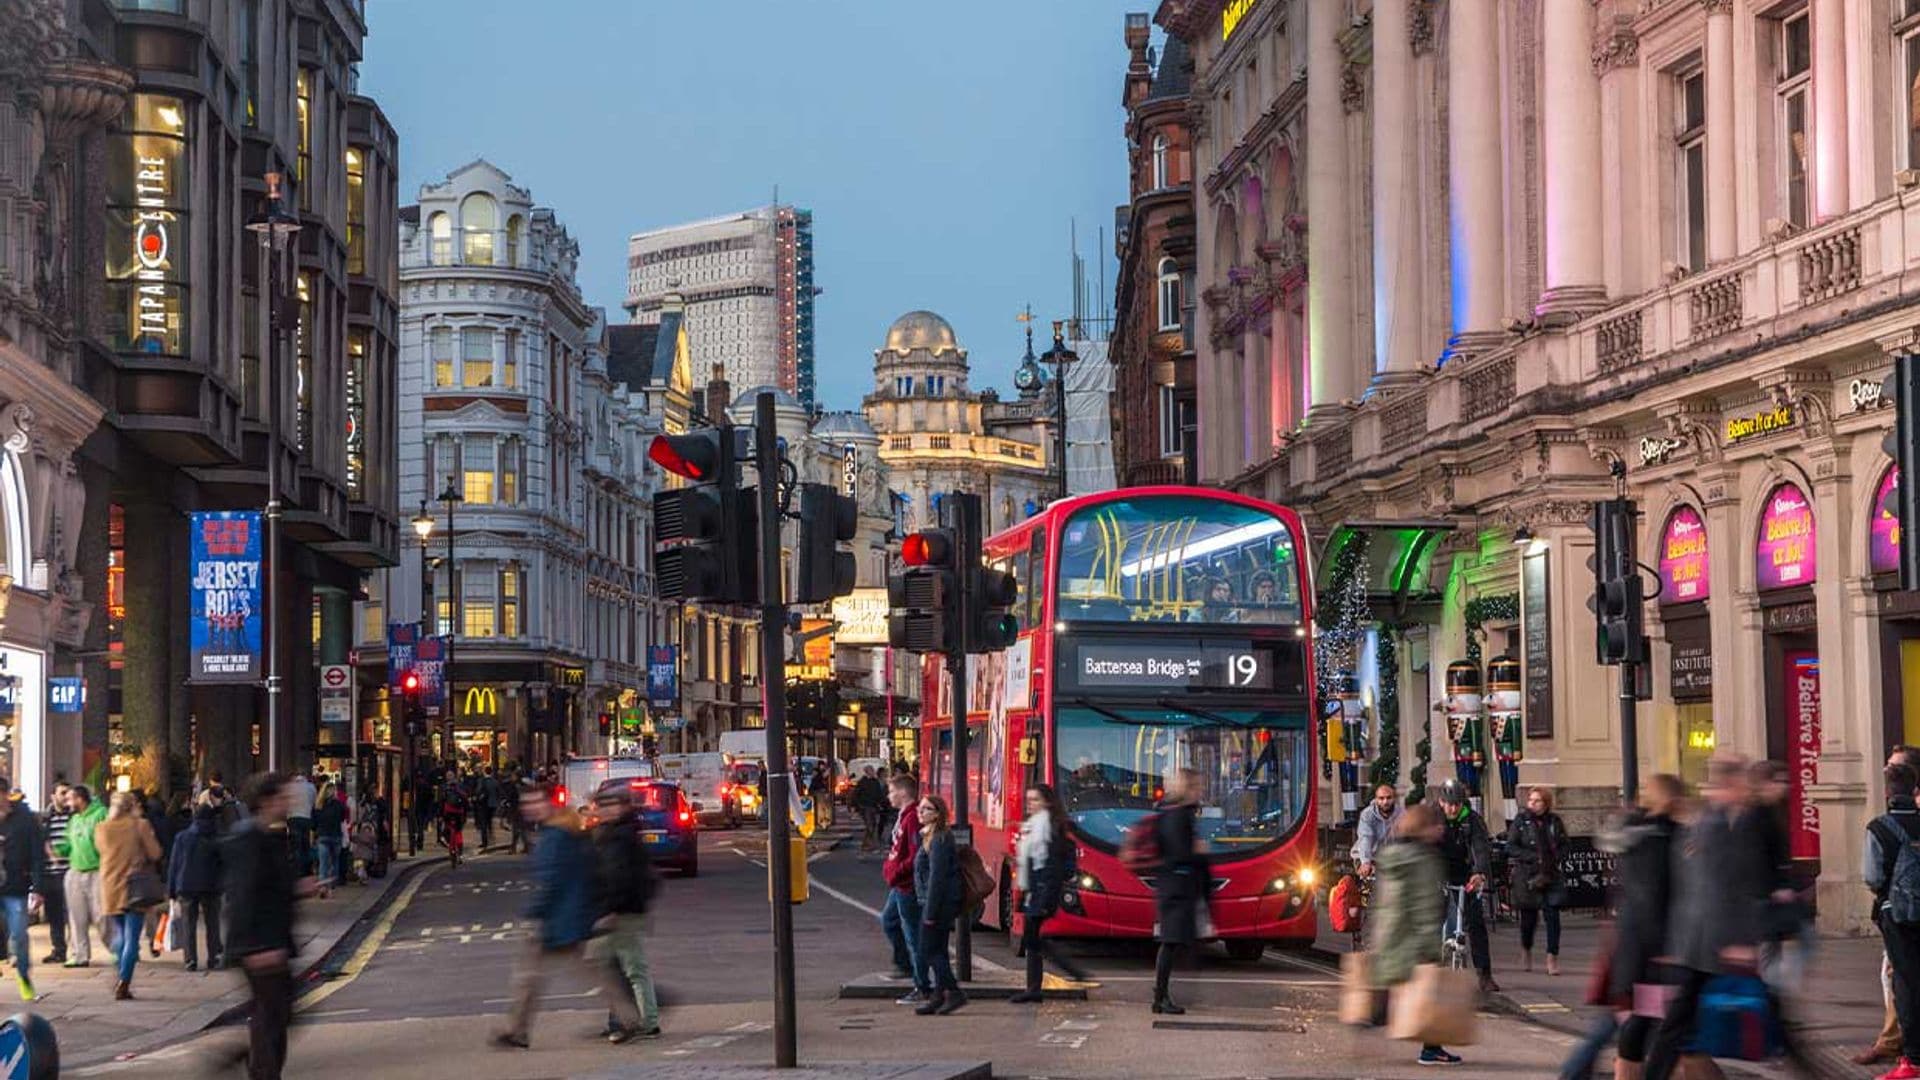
[1152,802,1208,946]
[1017,814,1072,920]
[168,810,224,896]
[1505,809,1569,910]
[55,800,106,873]
[914,829,962,929]
[525,809,597,948]
[592,811,655,916]
[1606,810,1678,1003]
[1437,806,1493,887]
[0,807,43,899]
[94,815,162,915]
[882,806,920,895]
[1368,841,1445,988]
[1665,801,1773,972]
[223,818,297,959]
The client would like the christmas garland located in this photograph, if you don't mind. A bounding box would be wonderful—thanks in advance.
[1368,630,1399,790]
[1314,532,1371,779]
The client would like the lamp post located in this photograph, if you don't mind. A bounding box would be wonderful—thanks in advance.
[246,172,301,774]
[408,502,434,853]
[1039,321,1079,501]
[438,477,463,761]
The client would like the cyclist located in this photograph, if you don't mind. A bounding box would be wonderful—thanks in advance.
[1368,801,1463,1067]
[1351,782,1401,878]
[438,772,470,866]
[1434,779,1497,995]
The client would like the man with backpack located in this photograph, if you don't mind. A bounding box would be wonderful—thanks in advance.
[591,784,661,1042]
[1868,761,1920,1080]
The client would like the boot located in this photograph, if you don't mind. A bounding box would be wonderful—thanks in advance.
[935,990,967,1015]
[914,991,945,1016]
[1151,995,1186,1015]
[1522,948,1533,972]
[113,979,132,1001]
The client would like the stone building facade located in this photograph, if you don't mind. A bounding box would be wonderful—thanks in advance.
[1157,0,1920,929]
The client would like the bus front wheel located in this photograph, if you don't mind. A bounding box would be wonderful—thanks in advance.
[1223,940,1268,963]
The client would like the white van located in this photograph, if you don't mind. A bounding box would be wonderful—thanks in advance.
[558,754,652,815]
[657,752,748,828]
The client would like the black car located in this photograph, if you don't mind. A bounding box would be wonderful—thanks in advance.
[593,777,699,877]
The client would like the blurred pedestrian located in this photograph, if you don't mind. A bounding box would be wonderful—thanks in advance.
[1351,783,1400,878]
[38,782,70,966]
[476,768,500,852]
[168,802,225,971]
[493,782,607,1049]
[880,773,929,1005]
[590,785,661,1042]
[1434,778,1497,994]
[1507,785,1569,975]
[1368,802,1462,1067]
[1009,783,1088,1004]
[0,779,44,1001]
[94,790,162,1000]
[284,771,316,878]
[224,772,310,1080]
[912,793,965,1015]
[1150,767,1208,1016]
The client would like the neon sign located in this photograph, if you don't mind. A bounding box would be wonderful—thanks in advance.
[1222,0,1257,40]
[1657,505,1710,603]
[1873,466,1901,575]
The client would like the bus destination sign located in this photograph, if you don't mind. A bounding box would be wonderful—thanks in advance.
[1070,641,1277,692]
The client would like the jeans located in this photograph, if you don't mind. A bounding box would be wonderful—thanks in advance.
[0,897,27,984]
[919,920,958,993]
[603,913,659,1030]
[1885,916,1920,1063]
[245,958,293,1080]
[880,890,927,992]
[1519,904,1562,955]
[181,891,224,968]
[1559,1011,1619,1079]
[316,837,342,887]
[37,873,65,958]
[114,911,142,983]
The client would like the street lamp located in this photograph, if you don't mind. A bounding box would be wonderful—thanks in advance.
[438,477,464,760]
[246,171,301,774]
[406,501,435,847]
[1039,321,1079,501]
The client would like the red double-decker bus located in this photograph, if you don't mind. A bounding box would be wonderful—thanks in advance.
[918,486,1320,956]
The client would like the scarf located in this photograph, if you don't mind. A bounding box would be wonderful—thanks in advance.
[1016,807,1052,891]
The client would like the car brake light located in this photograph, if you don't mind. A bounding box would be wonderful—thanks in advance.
[719,782,731,796]
[678,810,691,824]
[553,785,568,806]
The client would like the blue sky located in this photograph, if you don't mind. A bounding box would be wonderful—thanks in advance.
[358,0,1144,411]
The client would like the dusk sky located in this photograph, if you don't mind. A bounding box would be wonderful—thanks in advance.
[358,0,1145,411]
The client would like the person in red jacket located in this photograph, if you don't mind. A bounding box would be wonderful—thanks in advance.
[880,773,928,1006]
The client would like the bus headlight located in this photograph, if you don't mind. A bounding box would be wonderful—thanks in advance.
[1295,866,1317,888]
[1073,871,1105,894]
[1265,875,1290,895]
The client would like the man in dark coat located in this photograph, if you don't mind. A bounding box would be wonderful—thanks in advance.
[1435,778,1497,993]
[169,804,225,971]
[0,780,46,1001]
[224,772,310,1080]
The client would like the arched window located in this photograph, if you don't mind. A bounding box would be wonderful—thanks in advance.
[460,192,497,265]
[1157,257,1182,332]
[428,212,451,266]
[1151,133,1170,189]
[505,215,523,267]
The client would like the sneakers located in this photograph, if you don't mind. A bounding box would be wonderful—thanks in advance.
[1418,1047,1463,1066]
[1878,1059,1920,1080]
[15,973,32,1003]
[913,992,945,1016]
[61,960,86,969]
[39,954,62,966]
[895,990,928,1006]
[934,990,967,1015]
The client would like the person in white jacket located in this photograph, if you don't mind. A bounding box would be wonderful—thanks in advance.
[1350,783,1401,877]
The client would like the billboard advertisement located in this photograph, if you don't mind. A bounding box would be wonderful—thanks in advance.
[1873,465,1901,575]
[647,645,678,709]
[1755,483,1816,591]
[1657,505,1710,604]
[188,511,262,683]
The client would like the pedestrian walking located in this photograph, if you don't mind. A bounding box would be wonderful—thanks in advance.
[1507,785,1569,975]
[1862,746,1920,1066]
[0,780,45,1001]
[476,768,501,851]
[1351,783,1400,878]
[1869,761,1920,1080]
[1009,783,1088,1004]
[56,784,107,968]
[224,772,309,1080]
[911,793,966,1015]
[94,790,162,1000]
[810,763,834,830]
[1434,779,1497,994]
[853,768,886,851]
[1367,802,1463,1067]
[494,782,635,1049]
[1150,767,1208,1016]
[311,782,345,898]
[590,784,662,1043]
[1558,773,1685,1080]
[38,782,70,966]
[284,771,316,878]
[879,773,930,1006]
[168,803,225,971]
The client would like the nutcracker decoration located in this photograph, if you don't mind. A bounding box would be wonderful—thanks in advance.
[1443,659,1486,812]
[1325,670,1367,821]
[1486,654,1524,820]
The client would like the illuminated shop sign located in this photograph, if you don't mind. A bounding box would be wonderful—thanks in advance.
[1657,505,1710,604]
[1873,465,1901,575]
[1222,0,1257,40]
[1755,482,1817,590]
[107,95,189,355]
[1724,403,1795,444]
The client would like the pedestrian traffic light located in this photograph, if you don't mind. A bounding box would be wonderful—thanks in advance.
[400,670,425,737]
[888,529,958,652]
[1891,353,1920,591]
[598,712,612,738]
[650,427,758,603]
[966,563,1020,653]
[795,483,858,605]
[1586,498,1646,665]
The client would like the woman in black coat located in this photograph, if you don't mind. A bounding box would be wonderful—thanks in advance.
[1603,775,1685,1073]
[1010,784,1089,1004]
[1506,785,1571,974]
[1151,767,1208,1015]
[912,794,966,1016]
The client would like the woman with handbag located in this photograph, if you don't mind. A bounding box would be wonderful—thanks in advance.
[1507,785,1571,975]
[95,791,163,1000]
[911,794,966,1016]
[1009,784,1089,1004]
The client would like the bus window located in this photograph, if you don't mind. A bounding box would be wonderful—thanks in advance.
[1055,496,1301,625]
[1010,545,1033,631]
[1026,528,1047,629]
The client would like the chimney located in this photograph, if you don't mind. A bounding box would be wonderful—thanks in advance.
[1124,13,1153,109]
[707,362,732,419]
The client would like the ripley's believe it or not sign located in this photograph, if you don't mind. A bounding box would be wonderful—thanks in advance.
[1756,483,1816,591]
[1874,466,1902,575]
[1658,505,1710,604]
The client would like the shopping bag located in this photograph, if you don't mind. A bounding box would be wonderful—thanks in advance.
[1632,981,1677,1019]
[1386,964,1480,1046]
[1692,974,1783,1061]
[158,902,177,952]
[1339,952,1383,1026]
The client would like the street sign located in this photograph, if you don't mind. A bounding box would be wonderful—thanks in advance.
[320,664,351,692]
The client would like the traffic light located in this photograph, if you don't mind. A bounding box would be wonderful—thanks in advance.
[598,712,613,738]
[888,529,958,652]
[1891,354,1920,590]
[650,427,758,603]
[966,563,1019,653]
[400,670,425,737]
[1587,498,1646,665]
[795,483,858,605]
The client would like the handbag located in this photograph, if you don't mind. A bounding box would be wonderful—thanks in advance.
[1387,963,1480,1046]
[125,868,165,911]
[1692,974,1784,1061]
[161,900,181,951]
[1339,951,1383,1026]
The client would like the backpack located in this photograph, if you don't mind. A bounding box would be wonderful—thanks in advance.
[1119,813,1161,873]
[957,844,994,911]
[1873,813,1920,924]
[1328,873,1364,934]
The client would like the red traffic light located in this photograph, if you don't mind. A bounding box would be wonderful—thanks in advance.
[648,432,719,481]
[902,530,952,567]
[402,671,420,694]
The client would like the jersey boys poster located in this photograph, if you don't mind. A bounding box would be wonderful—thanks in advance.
[189,511,263,683]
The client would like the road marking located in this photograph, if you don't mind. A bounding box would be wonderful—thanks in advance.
[481,988,599,1005]
[1092,975,1342,987]
[302,1008,371,1019]
[295,862,440,1013]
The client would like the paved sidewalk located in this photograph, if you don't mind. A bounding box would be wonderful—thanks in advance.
[1316,903,1880,1078]
[47,845,444,1070]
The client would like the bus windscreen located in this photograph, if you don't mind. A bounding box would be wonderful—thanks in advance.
[1055,496,1302,625]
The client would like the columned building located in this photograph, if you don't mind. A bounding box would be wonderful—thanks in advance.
[391,161,608,770]
[1156,0,1920,930]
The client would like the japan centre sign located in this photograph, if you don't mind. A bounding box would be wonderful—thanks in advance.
[188,511,262,683]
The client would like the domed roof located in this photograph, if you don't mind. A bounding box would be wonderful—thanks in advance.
[729,385,802,409]
[812,411,877,438]
[883,310,960,355]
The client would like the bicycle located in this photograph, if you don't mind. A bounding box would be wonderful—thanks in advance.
[1440,885,1472,972]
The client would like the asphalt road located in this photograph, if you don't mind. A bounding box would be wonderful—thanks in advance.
[67,823,1591,1079]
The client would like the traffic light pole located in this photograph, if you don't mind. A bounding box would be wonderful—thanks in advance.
[753,393,799,1068]
[1619,658,1640,804]
[949,493,977,983]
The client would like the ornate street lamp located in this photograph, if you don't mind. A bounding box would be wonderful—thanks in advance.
[245,172,300,773]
